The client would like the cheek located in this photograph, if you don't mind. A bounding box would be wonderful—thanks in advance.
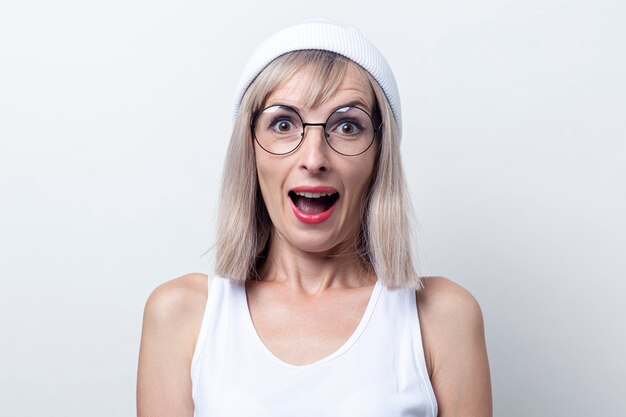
[356,154,377,192]
[344,157,377,211]
[255,156,285,210]
[256,165,272,204]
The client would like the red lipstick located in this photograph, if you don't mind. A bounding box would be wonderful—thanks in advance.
[288,186,339,224]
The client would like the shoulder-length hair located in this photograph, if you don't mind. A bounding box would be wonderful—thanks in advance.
[215,50,421,289]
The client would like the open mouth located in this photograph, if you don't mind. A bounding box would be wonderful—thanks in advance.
[288,191,340,215]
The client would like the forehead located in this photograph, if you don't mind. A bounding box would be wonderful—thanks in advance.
[265,63,375,113]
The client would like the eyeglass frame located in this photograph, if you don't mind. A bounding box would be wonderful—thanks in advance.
[251,104,383,157]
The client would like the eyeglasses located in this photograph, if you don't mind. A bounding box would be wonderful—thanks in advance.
[251,105,381,156]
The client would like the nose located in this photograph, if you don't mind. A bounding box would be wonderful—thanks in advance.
[298,124,331,173]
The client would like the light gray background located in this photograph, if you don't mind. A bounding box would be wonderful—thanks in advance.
[1,0,624,416]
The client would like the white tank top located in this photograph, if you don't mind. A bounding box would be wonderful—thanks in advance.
[191,276,437,417]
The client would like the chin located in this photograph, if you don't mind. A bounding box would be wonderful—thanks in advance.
[284,226,357,255]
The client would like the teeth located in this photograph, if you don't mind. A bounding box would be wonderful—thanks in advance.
[295,191,334,198]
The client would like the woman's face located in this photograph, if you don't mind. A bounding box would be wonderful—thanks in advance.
[254,64,378,255]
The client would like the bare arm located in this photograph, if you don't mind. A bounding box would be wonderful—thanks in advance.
[417,277,492,417]
[137,273,208,417]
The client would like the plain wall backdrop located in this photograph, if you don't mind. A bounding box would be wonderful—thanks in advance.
[1,0,624,416]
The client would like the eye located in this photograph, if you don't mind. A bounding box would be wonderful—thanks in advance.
[270,118,297,133]
[333,120,362,136]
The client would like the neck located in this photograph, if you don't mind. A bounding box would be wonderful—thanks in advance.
[256,230,375,295]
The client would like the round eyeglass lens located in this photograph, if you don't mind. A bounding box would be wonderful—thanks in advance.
[325,106,375,156]
[253,106,304,155]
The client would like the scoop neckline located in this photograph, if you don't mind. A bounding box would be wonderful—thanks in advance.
[240,279,383,370]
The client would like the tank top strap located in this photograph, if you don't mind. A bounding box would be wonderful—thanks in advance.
[374,284,438,416]
[190,276,245,401]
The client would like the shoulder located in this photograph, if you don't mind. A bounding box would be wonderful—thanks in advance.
[145,272,208,319]
[137,273,209,415]
[416,276,485,361]
[415,276,492,416]
[416,276,484,329]
[142,272,209,352]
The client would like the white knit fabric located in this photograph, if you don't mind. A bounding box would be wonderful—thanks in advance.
[231,19,402,139]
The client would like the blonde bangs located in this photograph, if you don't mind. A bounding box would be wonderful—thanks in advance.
[249,50,353,113]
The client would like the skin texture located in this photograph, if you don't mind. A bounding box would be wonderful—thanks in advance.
[136,64,492,416]
[136,273,206,417]
[418,277,493,417]
[255,64,378,260]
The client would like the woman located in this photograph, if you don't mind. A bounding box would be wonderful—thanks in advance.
[137,19,491,417]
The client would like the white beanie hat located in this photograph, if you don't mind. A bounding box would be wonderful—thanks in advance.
[231,19,402,138]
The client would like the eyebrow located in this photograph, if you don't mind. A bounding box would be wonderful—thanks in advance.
[264,99,373,116]
[340,100,372,113]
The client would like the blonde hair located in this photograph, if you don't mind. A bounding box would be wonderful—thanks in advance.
[215,50,421,289]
